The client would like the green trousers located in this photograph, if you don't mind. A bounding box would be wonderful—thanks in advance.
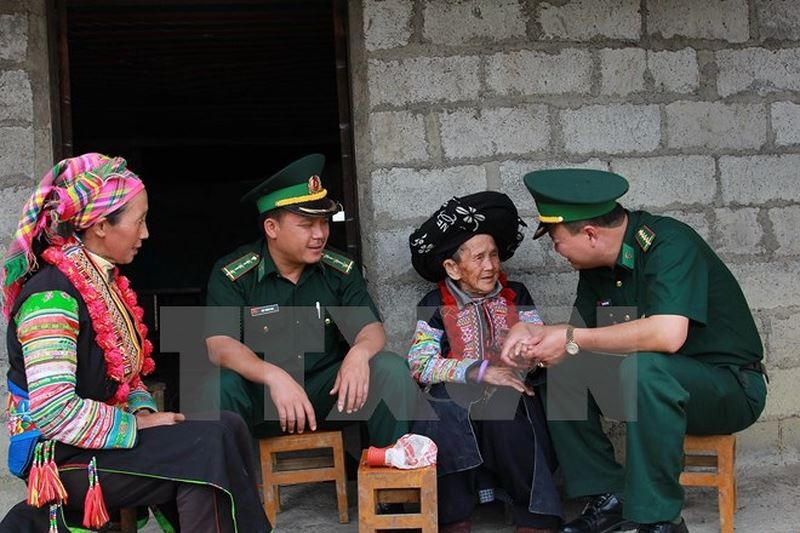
[219,351,417,447]
[545,352,767,524]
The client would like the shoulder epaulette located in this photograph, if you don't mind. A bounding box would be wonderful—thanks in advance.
[635,225,656,252]
[221,252,260,281]
[321,248,355,275]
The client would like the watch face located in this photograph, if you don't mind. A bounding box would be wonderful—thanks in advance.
[566,342,580,355]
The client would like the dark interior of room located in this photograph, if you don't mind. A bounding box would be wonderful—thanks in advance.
[63,0,351,405]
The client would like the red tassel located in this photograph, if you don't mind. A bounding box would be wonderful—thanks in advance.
[83,457,109,529]
[26,443,43,507]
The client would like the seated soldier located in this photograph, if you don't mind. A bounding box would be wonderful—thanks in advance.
[407,191,562,533]
[204,154,416,446]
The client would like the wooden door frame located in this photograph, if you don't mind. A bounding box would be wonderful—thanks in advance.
[46,0,363,264]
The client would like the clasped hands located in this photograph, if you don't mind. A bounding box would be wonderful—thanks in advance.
[499,322,571,370]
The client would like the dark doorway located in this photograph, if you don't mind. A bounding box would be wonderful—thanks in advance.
[49,0,360,406]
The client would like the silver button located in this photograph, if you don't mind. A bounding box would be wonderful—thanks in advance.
[624,314,631,321]
[263,326,269,333]
[615,280,623,288]
[324,317,331,325]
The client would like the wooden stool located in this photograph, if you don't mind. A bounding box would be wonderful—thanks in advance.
[679,434,736,533]
[259,430,349,526]
[357,449,437,532]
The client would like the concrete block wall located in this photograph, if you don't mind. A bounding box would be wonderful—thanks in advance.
[0,0,53,510]
[350,0,800,465]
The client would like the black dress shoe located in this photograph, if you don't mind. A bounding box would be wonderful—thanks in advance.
[560,493,637,533]
[637,518,688,533]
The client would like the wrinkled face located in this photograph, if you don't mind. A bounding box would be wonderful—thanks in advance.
[547,223,597,270]
[444,234,501,296]
[96,190,149,265]
[266,211,330,266]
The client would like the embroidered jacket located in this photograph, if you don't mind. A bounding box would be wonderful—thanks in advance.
[407,277,542,384]
[6,243,157,450]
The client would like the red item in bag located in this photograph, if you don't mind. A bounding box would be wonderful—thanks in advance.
[366,433,437,469]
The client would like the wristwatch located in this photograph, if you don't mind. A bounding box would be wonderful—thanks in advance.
[565,325,580,356]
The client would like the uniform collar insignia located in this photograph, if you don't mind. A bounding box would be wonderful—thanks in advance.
[635,225,656,252]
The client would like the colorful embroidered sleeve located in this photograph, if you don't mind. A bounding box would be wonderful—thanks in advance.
[407,320,480,384]
[518,309,544,324]
[17,291,137,449]
[126,382,158,414]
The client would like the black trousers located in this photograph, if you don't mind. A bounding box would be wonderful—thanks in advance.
[1,411,268,533]
[437,400,561,529]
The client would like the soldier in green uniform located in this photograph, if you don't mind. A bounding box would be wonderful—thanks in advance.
[500,169,767,533]
[205,154,415,446]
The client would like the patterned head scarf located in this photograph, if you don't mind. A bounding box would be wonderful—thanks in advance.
[1,153,144,317]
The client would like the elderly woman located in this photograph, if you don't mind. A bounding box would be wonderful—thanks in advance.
[408,191,562,533]
[1,154,269,532]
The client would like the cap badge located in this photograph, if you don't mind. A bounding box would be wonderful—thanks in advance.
[308,175,322,194]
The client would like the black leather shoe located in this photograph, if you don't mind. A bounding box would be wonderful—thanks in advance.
[560,493,637,533]
[637,518,688,533]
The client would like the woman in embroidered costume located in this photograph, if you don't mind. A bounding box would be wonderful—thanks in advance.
[0,153,270,532]
[407,192,562,533]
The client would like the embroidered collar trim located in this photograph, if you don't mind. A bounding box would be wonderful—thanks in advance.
[41,239,154,405]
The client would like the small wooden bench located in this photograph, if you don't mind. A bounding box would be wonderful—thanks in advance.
[259,430,349,526]
[680,434,736,533]
[357,449,437,532]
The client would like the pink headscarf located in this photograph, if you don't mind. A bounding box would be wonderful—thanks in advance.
[1,153,144,317]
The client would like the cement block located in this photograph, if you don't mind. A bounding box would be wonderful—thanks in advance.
[772,102,800,146]
[369,226,416,280]
[781,417,800,463]
[423,0,525,46]
[371,165,487,221]
[713,207,765,256]
[666,102,766,151]
[730,261,800,310]
[0,14,27,62]
[660,211,711,242]
[439,104,550,160]
[486,49,592,97]
[761,366,800,420]
[498,158,609,208]
[647,48,700,94]
[0,186,32,240]
[515,271,580,309]
[736,419,782,466]
[377,279,435,351]
[610,156,716,209]
[368,56,481,106]
[720,155,800,204]
[537,0,641,41]
[502,237,549,270]
[648,0,749,42]
[600,48,646,96]
[561,104,661,155]
[0,126,34,177]
[755,0,800,41]
[0,70,32,123]
[363,0,413,51]
[768,313,800,369]
[769,206,800,257]
[717,48,800,97]
[370,111,428,165]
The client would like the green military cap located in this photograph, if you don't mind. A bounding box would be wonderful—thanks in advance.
[523,168,629,239]
[241,154,342,217]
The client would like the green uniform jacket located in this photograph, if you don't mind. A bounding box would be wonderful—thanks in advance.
[206,239,382,377]
[572,210,763,366]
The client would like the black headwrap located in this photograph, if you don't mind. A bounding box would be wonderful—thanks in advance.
[409,191,526,283]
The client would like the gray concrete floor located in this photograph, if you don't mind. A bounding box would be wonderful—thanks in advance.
[128,461,800,532]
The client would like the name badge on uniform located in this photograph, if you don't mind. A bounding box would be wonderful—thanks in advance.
[250,304,280,317]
